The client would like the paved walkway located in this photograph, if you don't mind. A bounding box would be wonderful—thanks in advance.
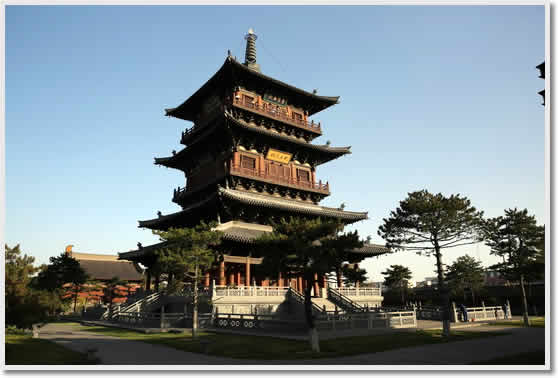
[37,322,544,366]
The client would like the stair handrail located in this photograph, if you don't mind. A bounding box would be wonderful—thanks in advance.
[327,287,366,313]
[287,288,325,314]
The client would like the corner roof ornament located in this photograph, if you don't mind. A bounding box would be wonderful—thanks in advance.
[244,28,261,73]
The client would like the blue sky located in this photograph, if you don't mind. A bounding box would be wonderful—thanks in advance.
[6,5,545,283]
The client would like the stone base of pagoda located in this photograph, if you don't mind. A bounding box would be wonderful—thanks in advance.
[212,285,292,316]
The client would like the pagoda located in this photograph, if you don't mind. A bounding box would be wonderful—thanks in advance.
[119,30,388,306]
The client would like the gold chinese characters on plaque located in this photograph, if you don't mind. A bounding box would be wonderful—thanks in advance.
[266,149,292,164]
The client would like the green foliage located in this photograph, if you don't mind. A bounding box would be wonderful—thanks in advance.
[255,217,362,280]
[6,244,37,309]
[152,222,222,283]
[378,190,484,256]
[34,253,89,292]
[484,209,545,282]
[382,265,412,304]
[341,265,367,286]
[445,255,485,304]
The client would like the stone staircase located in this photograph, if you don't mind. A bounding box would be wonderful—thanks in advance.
[311,297,344,313]
[102,291,162,320]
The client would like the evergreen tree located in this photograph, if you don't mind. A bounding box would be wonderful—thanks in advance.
[381,265,412,305]
[483,208,544,327]
[255,217,363,353]
[445,255,485,305]
[35,252,89,312]
[153,222,223,338]
[378,190,483,336]
[341,265,368,287]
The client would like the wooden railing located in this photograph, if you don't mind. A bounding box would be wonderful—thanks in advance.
[214,285,290,297]
[232,98,322,134]
[336,285,382,297]
[229,164,329,194]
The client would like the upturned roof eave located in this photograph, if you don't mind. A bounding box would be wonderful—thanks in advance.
[165,56,340,121]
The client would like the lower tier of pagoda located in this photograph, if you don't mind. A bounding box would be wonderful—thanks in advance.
[139,187,368,231]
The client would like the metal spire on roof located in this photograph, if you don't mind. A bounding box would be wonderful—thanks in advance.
[244,28,261,72]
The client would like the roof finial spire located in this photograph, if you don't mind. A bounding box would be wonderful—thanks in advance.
[244,28,261,72]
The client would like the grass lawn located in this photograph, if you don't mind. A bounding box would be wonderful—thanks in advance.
[80,325,509,360]
[471,350,545,365]
[5,334,94,365]
[488,317,545,328]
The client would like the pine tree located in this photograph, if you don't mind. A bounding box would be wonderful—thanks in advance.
[378,190,483,336]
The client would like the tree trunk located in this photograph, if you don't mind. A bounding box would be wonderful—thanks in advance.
[400,282,405,305]
[471,289,476,306]
[434,246,451,337]
[192,262,199,338]
[519,274,530,327]
[73,286,78,313]
[304,274,320,353]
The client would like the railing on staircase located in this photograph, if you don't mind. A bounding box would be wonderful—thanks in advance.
[287,288,325,314]
[327,287,366,313]
[102,291,162,320]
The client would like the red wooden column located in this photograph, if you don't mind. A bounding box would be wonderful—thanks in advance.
[219,259,225,286]
[278,272,283,287]
[313,273,320,297]
[245,257,251,287]
[229,265,235,286]
[322,275,327,290]
[297,276,303,293]
[204,271,210,287]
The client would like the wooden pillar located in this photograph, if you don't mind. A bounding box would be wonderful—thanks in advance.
[322,275,327,290]
[204,271,210,287]
[236,270,242,286]
[229,264,235,286]
[219,259,225,286]
[278,272,283,287]
[314,273,320,297]
[245,257,251,287]
[297,276,303,293]
[145,269,151,291]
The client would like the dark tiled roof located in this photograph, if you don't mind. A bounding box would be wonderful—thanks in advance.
[351,243,390,256]
[219,188,368,223]
[138,194,216,229]
[165,57,339,121]
[225,113,351,157]
[77,260,144,281]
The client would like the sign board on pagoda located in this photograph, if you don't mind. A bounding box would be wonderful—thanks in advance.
[266,149,292,164]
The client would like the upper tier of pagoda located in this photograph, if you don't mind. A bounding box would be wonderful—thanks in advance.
[164,55,339,128]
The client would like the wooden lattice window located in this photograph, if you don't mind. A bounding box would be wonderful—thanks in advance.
[297,168,310,182]
[291,111,303,122]
[241,155,256,170]
[243,94,255,106]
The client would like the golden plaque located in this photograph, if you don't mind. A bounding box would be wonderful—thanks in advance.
[266,149,292,164]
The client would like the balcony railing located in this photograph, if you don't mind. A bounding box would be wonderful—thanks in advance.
[229,164,329,194]
[336,286,382,297]
[232,98,322,134]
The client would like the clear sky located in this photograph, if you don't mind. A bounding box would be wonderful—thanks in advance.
[6,5,545,284]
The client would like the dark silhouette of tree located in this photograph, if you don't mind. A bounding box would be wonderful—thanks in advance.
[35,252,89,312]
[153,222,222,338]
[483,208,544,327]
[445,255,484,305]
[341,265,367,287]
[378,190,483,337]
[256,217,362,353]
[381,265,412,305]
